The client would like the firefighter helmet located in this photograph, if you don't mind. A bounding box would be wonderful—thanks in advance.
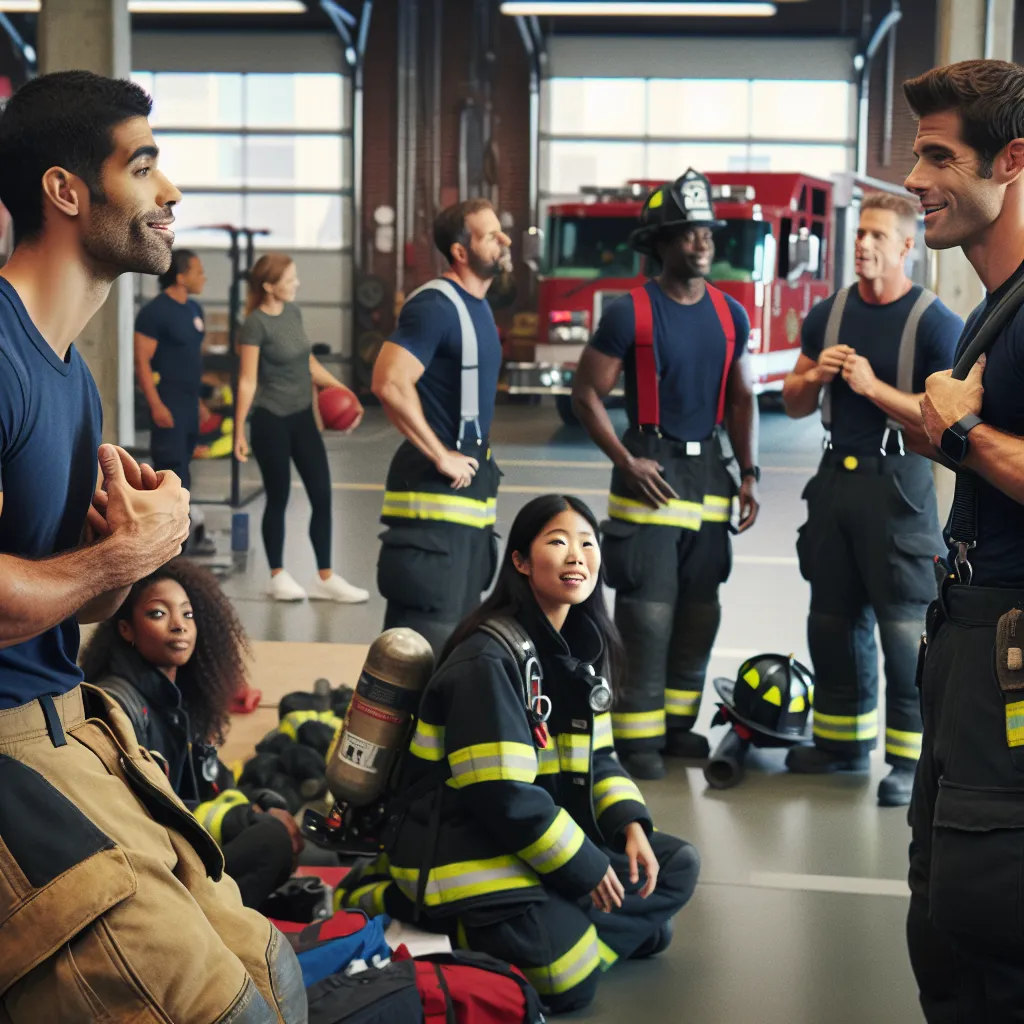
[712,653,814,742]
[629,167,726,256]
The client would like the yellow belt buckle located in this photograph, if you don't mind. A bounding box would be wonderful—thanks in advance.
[843,455,858,471]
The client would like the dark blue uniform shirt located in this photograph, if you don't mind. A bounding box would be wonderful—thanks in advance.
[952,261,1024,588]
[0,278,102,706]
[135,292,205,395]
[589,280,750,442]
[801,285,962,455]
[389,280,502,449]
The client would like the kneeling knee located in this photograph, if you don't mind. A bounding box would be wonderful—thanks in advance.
[543,972,600,1015]
[662,841,701,906]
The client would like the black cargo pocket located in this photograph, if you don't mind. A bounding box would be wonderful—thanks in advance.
[377,525,453,612]
[795,522,814,582]
[0,756,137,995]
[599,519,643,593]
[891,472,928,515]
[890,532,940,603]
[930,781,1024,942]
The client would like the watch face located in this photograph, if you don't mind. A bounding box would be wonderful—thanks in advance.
[941,426,967,464]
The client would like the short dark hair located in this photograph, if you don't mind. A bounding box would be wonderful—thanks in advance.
[433,198,494,265]
[903,60,1024,179]
[0,71,153,244]
[159,248,198,290]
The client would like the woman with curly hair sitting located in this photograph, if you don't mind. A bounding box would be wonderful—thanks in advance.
[79,557,303,910]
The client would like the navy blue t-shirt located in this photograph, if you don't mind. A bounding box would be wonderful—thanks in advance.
[135,291,205,394]
[951,262,1024,588]
[801,285,962,455]
[389,281,501,449]
[0,278,102,705]
[589,281,750,442]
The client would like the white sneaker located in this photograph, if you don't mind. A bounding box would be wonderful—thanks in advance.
[308,573,370,604]
[268,570,307,602]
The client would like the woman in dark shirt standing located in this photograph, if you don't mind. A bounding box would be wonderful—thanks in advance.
[235,253,368,603]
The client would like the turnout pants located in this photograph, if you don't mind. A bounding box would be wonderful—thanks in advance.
[341,832,699,1015]
[797,452,940,767]
[378,440,500,658]
[150,383,200,492]
[602,430,735,753]
[0,685,306,1024]
[909,582,1024,1022]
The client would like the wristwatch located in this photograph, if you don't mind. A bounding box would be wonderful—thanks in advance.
[740,466,761,482]
[940,414,982,465]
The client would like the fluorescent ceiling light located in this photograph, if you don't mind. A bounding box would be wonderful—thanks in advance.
[500,2,777,15]
[0,1,308,12]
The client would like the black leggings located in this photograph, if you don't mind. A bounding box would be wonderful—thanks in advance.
[250,405,332,572]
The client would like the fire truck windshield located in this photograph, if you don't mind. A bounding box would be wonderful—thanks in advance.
[547,214,773,283]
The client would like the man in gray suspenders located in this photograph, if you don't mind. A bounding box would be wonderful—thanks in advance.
[782,191,962,807]
[373,199,510,656]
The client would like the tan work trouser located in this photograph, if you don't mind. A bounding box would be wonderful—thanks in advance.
[0,685,307,1023]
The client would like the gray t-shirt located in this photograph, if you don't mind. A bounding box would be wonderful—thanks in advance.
[239,303,313,417]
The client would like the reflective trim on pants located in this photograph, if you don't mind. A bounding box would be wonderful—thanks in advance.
[665,688,701,719]
[885,726,923,761]
[382,491,497,529]
[812,709,879,744]
[389,856,541,908]
[523,924,601,997]
[612,709,666,741]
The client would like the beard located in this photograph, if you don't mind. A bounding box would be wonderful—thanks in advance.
[82,200,175,278]
[467,246,505,280]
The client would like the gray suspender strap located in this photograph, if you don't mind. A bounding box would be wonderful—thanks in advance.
[406,278,482,449]
[947,274,1024,584]
[819,286,851,430]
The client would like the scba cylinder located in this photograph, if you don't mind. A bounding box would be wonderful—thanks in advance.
[326,628,435,807]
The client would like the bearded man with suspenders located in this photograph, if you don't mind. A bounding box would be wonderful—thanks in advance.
[573,169,761,781]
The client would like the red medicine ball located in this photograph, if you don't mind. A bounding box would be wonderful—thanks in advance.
[318,386,359,431]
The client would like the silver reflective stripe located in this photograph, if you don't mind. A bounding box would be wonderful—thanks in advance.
[408,278,480,444]
[820,286,851,429]
[448,750,537,784]
[888,288,937,430]
[393,860,537,904]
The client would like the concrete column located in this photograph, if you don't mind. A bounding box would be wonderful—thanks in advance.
[929,0,1014,524]
[38,0,134,447]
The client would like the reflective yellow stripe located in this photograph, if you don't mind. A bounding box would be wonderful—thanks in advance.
[390,856,540,907]
[557,733,591,773]
[382,490,497,529]
[597,938,618,970]
[448,741,538,787]
[280,709,343,741]
[537,743,560,775]
[701,494,732,523]
[409,718,445,762]
[593,775,646,819]
[665,688,701,718]
[517,809,587,875]
[612,709,665,740]
[1008,701,1024,748]
[194,789,249,845]
[344,880,390,916]
[525,925,601,996]
[608,494,703,530]
[593,713,613,751]
[885,727,922,760]
[812,710,879,743]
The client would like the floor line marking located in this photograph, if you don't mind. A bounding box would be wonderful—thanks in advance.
[743,872,910,898]
[734,555,799,566]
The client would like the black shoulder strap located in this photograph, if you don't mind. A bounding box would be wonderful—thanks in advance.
[478,615,543,704]
[97,675,150,746]
[947,274,1024,582]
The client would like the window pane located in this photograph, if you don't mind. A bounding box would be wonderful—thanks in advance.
[243,135,343,189]
[245,194,347,249]
[547,78,646,137]
[646,142,751,178]
[647,80,750,139]
[545,141,646,194]
[750,81,853,141]
[150,73,243,128]
[157,134,243,188]
[131,71,154,99]
[172,193,244,248]
[747,143,851,176]
[245,74,345,130]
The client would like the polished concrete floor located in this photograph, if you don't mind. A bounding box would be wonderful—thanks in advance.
[190,401,923,1024]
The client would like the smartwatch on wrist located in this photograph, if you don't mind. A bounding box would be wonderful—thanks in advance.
[740,466,761,483]
[939,414,982,465]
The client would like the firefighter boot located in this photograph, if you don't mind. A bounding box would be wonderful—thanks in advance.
[613,597,675,780]
[878,765,915,807]
[785,745,870,773]
[662,600,721,761]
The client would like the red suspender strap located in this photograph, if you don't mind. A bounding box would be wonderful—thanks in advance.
[707,284,736,426]
[630,285,659,429]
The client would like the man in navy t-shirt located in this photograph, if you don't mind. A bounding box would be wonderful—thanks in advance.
[572,168,761,780]
[134,247,206,491]
[783,192,962,809]
[372,198,510,655]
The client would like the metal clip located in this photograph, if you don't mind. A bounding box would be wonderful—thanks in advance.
[953,540,974,586]
[880,427,890,457]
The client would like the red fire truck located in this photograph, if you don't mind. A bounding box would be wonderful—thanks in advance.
[509,172,840,425]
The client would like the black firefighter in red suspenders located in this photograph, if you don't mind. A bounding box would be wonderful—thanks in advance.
[572,168,761,781]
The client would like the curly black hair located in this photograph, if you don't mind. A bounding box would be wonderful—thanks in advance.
[79,558,251,746]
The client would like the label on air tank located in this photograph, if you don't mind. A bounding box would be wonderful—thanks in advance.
[338,733,381,774]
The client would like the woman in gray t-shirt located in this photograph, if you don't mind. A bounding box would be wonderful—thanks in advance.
[235,253,368,604]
